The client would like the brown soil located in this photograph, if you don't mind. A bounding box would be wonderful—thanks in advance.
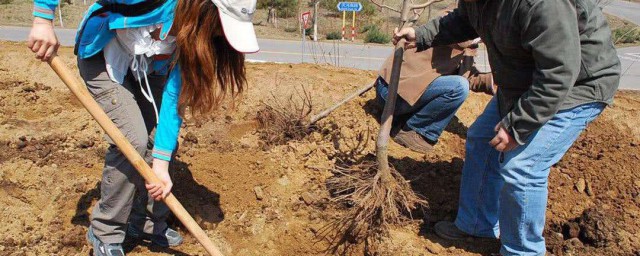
[0,40,639,256]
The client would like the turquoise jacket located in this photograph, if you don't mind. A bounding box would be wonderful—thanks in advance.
[34,0,182,161]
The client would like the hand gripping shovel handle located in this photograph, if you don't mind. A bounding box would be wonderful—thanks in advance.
[48,56,223,256]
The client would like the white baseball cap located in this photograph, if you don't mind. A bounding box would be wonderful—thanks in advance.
[211,0,260,53]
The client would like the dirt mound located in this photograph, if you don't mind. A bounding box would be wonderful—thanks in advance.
[1,41,639,255]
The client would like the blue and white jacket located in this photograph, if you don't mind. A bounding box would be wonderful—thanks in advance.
[34,0,183,161]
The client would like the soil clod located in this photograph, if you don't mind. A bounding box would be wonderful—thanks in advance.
[254,186,265,201]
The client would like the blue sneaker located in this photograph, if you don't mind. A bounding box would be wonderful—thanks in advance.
[87,227,125,256]
[127,225,183,247]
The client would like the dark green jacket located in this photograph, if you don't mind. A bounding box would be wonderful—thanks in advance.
[415,0,621,144]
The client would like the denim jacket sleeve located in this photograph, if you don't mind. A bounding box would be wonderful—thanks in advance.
[34,0,58,20]
[414,1,478,52]
[152,64,183,161]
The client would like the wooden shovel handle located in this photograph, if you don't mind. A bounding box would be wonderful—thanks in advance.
[48,56,224,256]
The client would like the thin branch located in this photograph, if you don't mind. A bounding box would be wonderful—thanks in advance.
[369,0,401,13]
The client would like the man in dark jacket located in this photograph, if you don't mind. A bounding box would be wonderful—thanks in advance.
[394,0,620,255]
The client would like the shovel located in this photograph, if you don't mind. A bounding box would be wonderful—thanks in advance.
[48,56,223,256]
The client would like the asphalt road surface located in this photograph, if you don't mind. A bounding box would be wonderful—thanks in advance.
[0,25,637,90]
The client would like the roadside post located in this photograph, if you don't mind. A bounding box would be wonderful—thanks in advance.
[337,2,363,41]
[301,11,311,63]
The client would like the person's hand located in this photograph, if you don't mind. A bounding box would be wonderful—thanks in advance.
[146,159,172,201]
[27,17,59,61]
[489,122,518,152]
[393,27,417,49]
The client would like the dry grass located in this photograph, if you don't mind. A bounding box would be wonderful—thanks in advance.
[605,14,640,47]
[255,85,315,147]
[321,159,427,254]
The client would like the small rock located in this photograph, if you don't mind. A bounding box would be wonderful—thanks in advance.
[22,85,36,93]
[18,136,27,142]
[51,164,58,168]
[425,240,444,254]
[585,181,594,196]
[253,186,264,201]
[0,245,4,251]
[17,140,27,149]
[300,192,318,205]
[77,140,94,149]
[575,178,586,193]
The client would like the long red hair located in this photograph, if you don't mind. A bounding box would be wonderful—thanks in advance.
[173,0,247,117]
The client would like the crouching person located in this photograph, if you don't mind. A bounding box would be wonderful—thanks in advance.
[376,40,494,154]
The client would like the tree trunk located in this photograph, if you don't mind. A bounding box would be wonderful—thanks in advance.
[274,9,278,28]
[313,0,319,41]
[267,7,275,24]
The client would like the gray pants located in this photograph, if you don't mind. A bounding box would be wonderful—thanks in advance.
[78,53,170,244]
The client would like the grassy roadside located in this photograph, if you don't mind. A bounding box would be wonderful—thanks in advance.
[606,14,640,47]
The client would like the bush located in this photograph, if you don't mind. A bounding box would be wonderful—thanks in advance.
[364,26,391,44]
[257,0,298,18]
[284,27,298,33]
[360,24,377,34]
[0,0,13,4]
[613,26,640,44]
[326,31,342,40]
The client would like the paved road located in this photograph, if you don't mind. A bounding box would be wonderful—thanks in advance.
[603,0,640,26]
[0,25,637,90]
[617,47,640,89]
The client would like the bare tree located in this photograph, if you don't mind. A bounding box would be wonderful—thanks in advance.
[324,0,443,253]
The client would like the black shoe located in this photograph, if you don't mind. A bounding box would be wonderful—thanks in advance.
[434,221,473,240]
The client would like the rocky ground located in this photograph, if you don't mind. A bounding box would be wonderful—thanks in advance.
[0,41,639,255]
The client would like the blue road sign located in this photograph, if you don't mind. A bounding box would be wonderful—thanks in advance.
[337,2,363,12]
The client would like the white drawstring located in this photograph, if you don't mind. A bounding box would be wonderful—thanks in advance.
[131,55,159,123]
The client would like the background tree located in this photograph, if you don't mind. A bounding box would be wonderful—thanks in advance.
[258,0,299,28]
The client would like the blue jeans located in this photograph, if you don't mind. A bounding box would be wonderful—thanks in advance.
[454,97,605,255]
[375,75,469,143]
